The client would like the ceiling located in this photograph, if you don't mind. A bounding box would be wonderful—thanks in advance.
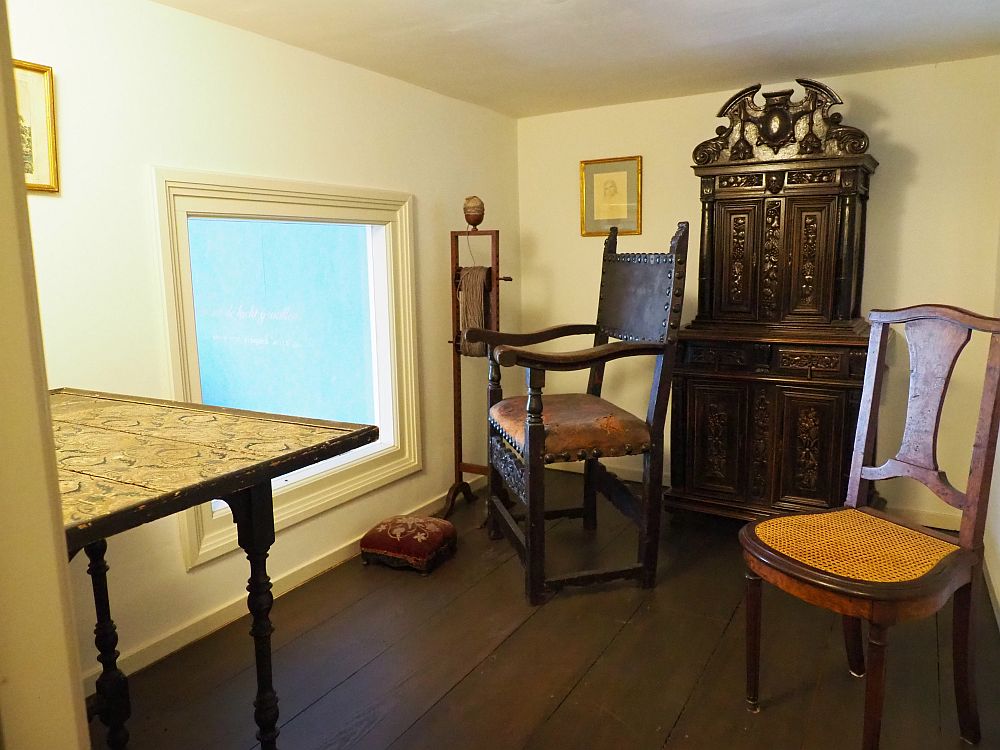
[154,0,1000,117]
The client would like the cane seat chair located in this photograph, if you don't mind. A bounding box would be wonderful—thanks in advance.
[466,222,689,604]
[740,305,1000,749]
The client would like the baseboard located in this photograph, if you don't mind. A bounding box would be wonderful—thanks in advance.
[81,476,486,693]
[888,504,961,531]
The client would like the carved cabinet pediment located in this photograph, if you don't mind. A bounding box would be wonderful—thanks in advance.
[668,80,876,520]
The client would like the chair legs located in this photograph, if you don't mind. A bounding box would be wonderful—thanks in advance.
[862,623,888,750]
[524,462,546,607]
[953,581,981,744]
[843,616,866,677]
[745,569,761,713]
[639,450,663,588]
[582,458,598,531]
[485,462,505,541]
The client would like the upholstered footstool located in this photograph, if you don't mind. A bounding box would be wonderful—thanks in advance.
[360,515,457,573]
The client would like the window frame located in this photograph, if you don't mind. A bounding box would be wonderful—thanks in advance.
[156,169,421,568]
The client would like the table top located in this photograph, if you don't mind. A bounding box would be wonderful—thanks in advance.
[51,389,379,551]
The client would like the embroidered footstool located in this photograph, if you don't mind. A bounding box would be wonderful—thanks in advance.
[360,515,457,573]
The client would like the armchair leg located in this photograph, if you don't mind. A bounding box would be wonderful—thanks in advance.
[745,569,761,713]
[638,450,663,588]
[953,581,981,744]
[843,616,866,677]
[525,485,546,605]
[862,623,889,750]
[582,458,598,531]
[524,367,547,605]
[485,462,504,541]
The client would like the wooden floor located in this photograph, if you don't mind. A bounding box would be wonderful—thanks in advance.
[91,472,1000,750]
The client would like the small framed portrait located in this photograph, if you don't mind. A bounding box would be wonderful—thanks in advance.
[580,155,641,236]
[13,59,59,192]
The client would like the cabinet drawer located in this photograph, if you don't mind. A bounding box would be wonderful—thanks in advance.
[773,346,865,381]
[683,341,753,372]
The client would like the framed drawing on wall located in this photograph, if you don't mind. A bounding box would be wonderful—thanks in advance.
[580,155,640,236]
[13,59,59,192]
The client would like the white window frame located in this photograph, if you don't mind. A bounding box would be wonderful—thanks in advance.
[156,169,421,568]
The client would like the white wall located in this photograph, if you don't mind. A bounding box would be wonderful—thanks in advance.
[0,0,89,744]
[517,58,1000,579]
[8,0,519,682]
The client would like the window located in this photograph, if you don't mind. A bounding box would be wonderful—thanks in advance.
[157,170,420,567]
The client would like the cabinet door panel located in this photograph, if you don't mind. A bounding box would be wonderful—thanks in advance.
[775,388,845,510]
[784,196,837,322]
[757,198,784,322]
[748,385,776,504]
[687,381,747,498]
[713,201,760,320]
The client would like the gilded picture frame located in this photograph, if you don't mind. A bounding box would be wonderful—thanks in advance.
[13,59,59,192]
[580,155,641,236]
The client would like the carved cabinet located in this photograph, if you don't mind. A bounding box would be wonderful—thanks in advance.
[667,79,877,520]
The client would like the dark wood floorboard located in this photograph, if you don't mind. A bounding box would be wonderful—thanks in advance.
[87,472,1000,750]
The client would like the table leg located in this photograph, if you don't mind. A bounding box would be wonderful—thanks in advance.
[224,483,279,749]
[84,539,131,750]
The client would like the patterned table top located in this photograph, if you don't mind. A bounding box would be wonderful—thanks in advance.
[52,389,378,550]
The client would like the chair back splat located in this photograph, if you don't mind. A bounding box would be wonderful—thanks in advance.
[847,306,1000,549]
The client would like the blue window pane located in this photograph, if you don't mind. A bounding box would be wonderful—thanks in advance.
[187,217,375,424]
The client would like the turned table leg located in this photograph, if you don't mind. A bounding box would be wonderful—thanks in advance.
[224,483,280,750]
[85,539,131,750]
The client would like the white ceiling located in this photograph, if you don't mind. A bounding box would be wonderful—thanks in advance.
[154,0,1000,117]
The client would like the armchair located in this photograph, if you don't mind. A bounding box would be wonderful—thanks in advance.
[467,222,689,604]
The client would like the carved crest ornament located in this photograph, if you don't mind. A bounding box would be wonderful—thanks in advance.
[693,79,869,166]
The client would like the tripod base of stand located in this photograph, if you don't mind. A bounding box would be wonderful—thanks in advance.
[440,480,476,519]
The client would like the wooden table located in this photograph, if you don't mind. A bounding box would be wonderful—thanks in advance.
[53,388,378,750]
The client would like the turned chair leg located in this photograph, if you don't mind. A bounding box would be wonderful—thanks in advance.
[745,570,762,713]
[843,616,866,677]
[953,582,981,744]
[862,623,889,750]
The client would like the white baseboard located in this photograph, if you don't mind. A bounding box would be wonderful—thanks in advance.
[81,477,485,693]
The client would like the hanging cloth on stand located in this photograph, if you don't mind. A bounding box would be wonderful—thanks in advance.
[458,266,490,357]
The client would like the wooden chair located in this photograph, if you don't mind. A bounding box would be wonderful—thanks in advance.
[740,305,1000,749]
[466,222,689,604]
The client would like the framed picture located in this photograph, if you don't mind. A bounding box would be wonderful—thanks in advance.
[13,59,59,192]
[580,155,641,236]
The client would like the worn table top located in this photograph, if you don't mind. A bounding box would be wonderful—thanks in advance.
[51,389,379,551]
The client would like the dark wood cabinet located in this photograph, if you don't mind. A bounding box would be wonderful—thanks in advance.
[667,79,877,520]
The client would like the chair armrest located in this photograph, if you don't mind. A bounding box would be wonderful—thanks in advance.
[464,323,598,347]
[493,341,665,371]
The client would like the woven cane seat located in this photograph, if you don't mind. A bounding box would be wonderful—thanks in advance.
[488,393,650,463]
[753,508,960,584]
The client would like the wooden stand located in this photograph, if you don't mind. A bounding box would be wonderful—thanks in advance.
[442,229,507,518]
